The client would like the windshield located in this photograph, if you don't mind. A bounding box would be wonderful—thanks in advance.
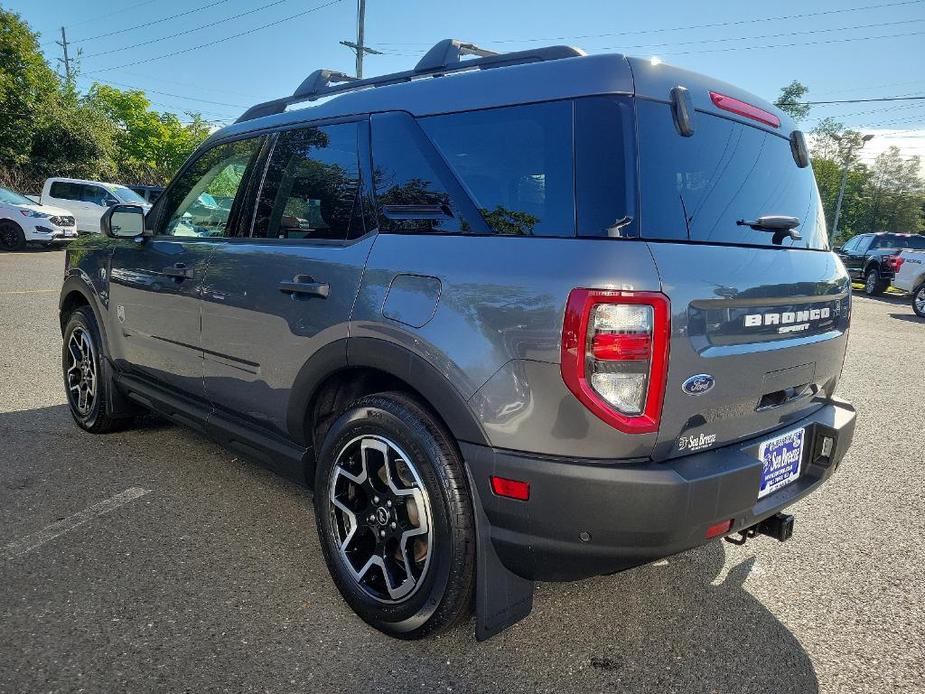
[0,187,37,206]
[106,184,147,204]
[638,101,828,250]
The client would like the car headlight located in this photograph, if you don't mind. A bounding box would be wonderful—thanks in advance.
[19,209,50,219]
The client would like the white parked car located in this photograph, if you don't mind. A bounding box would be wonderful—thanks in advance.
[893,248,925,317]
[0,186,78,251]
[40,178,151,234]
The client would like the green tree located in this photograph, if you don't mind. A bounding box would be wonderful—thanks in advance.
[0,6,58,167]
[863,147,924,233]
[85,84,210,184]
[774,80,810,123]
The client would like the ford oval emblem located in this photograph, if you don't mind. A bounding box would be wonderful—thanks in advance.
[682,374,715,396]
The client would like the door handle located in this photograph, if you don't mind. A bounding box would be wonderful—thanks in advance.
[161,263,193,280]
[279,275,330,298]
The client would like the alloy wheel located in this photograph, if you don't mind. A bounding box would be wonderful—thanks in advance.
[66,327,97,415]
[0,223,19,250]
[865,270,878,294]
[915,287,925,315]
[328,435,433,604]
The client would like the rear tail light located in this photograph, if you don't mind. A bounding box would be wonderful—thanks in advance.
[561,290,670,434]
[887,255,903,271]
[709,91,781,128]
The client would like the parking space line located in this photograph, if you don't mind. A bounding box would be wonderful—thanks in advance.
[0,289,58,295]
[1,487,151,560]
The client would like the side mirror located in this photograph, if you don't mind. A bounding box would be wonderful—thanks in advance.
[833,246,843,253]
[102,204,145,238]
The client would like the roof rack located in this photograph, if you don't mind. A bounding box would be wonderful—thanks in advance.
[235,38,585,123]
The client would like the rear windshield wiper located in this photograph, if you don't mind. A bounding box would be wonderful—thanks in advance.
[736,215,802,245]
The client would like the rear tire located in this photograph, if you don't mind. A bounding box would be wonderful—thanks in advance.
[0,220,26,251]
[913,283,925,318]
[62,307,134,433]
[864,267,887,296]
[314,391,475,639]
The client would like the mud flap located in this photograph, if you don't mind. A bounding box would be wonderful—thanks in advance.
[466,468,535,641]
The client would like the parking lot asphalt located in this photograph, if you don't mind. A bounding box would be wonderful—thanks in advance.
[1,248,923,694]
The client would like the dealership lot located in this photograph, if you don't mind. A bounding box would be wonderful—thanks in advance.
[1,249,923,694]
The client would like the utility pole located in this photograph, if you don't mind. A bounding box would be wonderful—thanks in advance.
[56,26,72,83]
[830,133,874,245]
[340,0,381,79]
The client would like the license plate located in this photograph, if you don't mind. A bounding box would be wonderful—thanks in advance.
[757,427,806,499]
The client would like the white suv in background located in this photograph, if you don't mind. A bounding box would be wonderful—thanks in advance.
[0,186,77,251]
[40,178,151,234]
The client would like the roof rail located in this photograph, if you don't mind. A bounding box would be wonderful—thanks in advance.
[235,39,586,123]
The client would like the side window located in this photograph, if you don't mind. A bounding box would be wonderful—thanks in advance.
[840,237,857,252]
[420,101,575,237]
[81,185,112,206]
[254,122,363,241]
[371,111,481,234]
[158,138,262,237]
[50,182,78,200]
[856,235,873,253]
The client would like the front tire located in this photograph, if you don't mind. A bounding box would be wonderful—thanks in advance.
[62,307,133,433]
[0,220,26,251]
[864,267,887,296]
[314,392,475,639]
[913,283,925,318]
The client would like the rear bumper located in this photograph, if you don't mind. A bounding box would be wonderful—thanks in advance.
[462,396,856,581]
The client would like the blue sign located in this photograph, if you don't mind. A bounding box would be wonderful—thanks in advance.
[681,374,715,396]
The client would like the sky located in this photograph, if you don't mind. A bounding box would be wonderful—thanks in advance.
[10,0,925,164]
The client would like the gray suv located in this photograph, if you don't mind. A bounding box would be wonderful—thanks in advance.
[59,40,857,640]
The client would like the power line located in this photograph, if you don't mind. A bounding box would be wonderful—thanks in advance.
[82,0,296,60]
[589,18,924,52]
[784,96,925,105]
[374,0,925,47]
[66,0,160,30]
[86,0,347,74]
[71,0,231,44]
[91,79,248,109]
[660,29,925,57]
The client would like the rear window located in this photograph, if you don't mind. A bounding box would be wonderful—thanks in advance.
[871,234,925,249]
[637,100,828,250]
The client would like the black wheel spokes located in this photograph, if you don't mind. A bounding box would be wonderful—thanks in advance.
[329,435,432,603]
[66,328,96,415]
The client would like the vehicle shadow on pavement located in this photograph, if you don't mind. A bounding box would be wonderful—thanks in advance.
[0,404,818,694]
[888,312,924,323]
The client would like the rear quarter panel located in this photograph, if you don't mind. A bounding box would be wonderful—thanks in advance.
[352,235,663,457]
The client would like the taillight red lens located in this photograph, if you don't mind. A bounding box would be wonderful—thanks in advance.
[591,332,652,361]
[561,289,670,434]
[709,91,781,128]
[889,255,904,271]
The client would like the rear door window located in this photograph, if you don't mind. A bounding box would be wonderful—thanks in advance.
[254,122,364,241]
[637,100,827,250]
[420,101,575,237]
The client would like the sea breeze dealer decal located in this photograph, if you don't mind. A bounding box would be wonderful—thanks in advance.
[678,432,717,452]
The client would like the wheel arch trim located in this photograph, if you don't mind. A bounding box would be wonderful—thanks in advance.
[285,337,489,449]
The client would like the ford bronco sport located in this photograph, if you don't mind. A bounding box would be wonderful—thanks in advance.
[59,40,857,640]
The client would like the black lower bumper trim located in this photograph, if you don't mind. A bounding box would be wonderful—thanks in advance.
[462,397,856,582]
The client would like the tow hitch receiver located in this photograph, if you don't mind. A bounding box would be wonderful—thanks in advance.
[725,513,795,545]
